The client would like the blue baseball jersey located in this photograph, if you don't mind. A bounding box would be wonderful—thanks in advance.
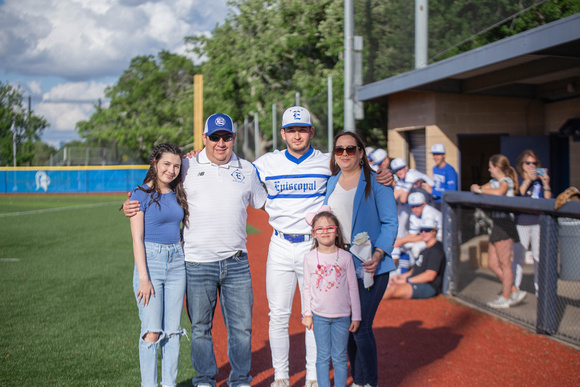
[432,163,458,202]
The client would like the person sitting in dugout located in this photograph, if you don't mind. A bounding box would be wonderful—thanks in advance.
[382,218,446,300]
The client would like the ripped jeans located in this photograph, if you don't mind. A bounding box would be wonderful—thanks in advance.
[133,242,186,387]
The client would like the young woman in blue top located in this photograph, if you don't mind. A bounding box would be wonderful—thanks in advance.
[323,132,397,387]
[130,143,189,387]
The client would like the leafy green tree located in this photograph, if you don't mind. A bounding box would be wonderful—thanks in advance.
[76,51,196,161]
[0,81,49,166]
[27,141,57,166]
[186,0,346,153]
[77,0,578,159]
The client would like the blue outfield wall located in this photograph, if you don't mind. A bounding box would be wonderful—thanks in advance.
[0,166,149,194]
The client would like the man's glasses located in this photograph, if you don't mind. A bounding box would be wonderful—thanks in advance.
[334,146,359,156]
[207,133,234,142]
[420,228,435,233]
[313,226,338,234]
[524,161,538,166]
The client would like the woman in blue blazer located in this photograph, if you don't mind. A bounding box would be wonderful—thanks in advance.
[323,132,397,387]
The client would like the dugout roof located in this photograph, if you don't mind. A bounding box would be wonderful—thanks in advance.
[358,13,580,104]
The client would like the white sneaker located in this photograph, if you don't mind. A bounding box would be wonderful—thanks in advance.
[305,380,318,387]
[487,295,511,309]
[271,379,290,387]
[350,384,362,387]
[510,290,527,306]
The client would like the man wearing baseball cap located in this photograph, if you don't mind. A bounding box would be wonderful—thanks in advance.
[389,158,434,270]
[253,106,394,387]
[392,191,442,275]
[368,148,390,172]
[124,113,267,387]
[390,158,434,206]
[427,143,457,209]
[382,217,445,300]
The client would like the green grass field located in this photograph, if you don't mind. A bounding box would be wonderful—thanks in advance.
[0,194,201,386]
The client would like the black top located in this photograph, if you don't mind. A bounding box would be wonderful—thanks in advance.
[411,241,445,294]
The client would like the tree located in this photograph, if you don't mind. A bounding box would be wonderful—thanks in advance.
[76,51,196,161]
[0,81,49,166]
[78,1,578,159]
[186,0,346,154]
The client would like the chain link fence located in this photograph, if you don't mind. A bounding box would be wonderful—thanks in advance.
[47,146,143,166]
[442,191,580,348]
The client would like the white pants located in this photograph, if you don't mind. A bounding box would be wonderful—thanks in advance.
[397,205,411,238]
[513,224,540,294]
[266,233,317,381]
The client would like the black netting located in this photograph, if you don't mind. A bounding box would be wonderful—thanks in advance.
[444,200,580,347]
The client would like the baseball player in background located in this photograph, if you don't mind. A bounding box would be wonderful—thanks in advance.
[253,106,393,387]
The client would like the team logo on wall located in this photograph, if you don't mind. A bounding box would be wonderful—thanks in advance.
[231,169,245,183]
[35,171,51,192]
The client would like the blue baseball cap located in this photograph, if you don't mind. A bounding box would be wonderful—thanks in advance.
[204,113,235,135]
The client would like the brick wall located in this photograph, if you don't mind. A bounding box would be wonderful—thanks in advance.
[386,90,578,186]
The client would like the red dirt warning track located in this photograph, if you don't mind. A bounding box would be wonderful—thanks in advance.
[208,207,580,386]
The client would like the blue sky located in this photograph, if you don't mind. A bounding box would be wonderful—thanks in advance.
[0,0,227,147]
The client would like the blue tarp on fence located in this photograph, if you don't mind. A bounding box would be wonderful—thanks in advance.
[0,166,148,194]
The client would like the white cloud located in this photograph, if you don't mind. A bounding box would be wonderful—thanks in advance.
[26,80,43,96]
[34,81,111,135]
[36,102,94,131]
[42,81,110,103]
[0,0,227,80]
[0,0,227,147]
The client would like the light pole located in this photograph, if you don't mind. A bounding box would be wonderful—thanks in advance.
[344,0,354,132]
[12,122,17,167]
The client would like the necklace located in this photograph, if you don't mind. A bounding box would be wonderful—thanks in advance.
[316,247,340,274]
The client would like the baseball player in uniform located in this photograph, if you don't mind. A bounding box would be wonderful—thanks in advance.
[253,106,393,387]
[390,191,442,276]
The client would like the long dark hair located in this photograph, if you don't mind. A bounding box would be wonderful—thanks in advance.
[310,211,345,249]
[329,132,373,199]
[137,143,189,227]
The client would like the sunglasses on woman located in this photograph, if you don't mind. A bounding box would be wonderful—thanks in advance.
[524,161,537,166]
[334,146,359,156]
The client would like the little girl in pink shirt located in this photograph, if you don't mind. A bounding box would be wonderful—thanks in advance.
[302,209,361,387]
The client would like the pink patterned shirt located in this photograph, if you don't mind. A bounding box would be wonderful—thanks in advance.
[302,248,361,320]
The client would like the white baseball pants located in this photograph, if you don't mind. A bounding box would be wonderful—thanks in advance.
[266,233,317,381]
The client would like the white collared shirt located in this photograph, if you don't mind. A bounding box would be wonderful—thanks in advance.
[182,149,267,262]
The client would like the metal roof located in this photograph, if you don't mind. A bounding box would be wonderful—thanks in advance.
[358,13,580,103]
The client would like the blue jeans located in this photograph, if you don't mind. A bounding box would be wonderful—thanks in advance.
[186,253,253,387]
[348,272,389,387]
[133,242,186,387]
[312,315,350,387]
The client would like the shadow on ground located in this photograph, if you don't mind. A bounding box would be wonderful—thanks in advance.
[176,319,462,387]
